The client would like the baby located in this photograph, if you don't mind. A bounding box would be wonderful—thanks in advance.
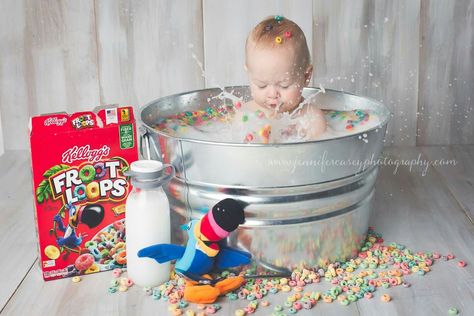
[239,15,327,143]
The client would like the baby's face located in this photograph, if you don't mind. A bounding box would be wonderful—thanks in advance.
[246,46,310,113]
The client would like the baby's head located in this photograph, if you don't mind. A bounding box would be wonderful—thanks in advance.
[245,16,312,113]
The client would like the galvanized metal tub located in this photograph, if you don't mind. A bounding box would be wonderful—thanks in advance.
[140,86,390,271]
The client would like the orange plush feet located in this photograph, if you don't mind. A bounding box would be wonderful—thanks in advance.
[184,283,221,304]
[183,276,246,304]
[214,276,245,295]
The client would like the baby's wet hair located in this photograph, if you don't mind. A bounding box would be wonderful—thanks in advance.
[246,15,311,67]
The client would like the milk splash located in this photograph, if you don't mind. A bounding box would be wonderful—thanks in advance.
[181,46,382,143]
[190,46,246,113]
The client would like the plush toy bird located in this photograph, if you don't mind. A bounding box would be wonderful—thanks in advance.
[138,198,251,303]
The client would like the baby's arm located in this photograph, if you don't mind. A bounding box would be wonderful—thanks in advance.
[295,105,327,139]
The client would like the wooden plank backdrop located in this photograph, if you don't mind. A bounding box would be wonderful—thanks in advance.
[418,0,474,145]
[313,0,421,146]
[0,111,3,156]
[0,152,37,310]
[202,0,313,87]
[95,0,204,107]
[0,0,473,152]
[0,0,101,151]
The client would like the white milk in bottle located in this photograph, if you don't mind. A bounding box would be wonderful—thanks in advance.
[125,160,175,287]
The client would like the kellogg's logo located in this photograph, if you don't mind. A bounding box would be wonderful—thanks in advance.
[62,145,110,164]
[44,117,67,127]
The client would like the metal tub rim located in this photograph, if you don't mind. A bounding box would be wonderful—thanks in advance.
[139,86,392,146]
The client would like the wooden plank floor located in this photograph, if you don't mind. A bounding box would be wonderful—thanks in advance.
[1,147,473,315]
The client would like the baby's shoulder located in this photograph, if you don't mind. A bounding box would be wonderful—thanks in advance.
[293,102,324,117]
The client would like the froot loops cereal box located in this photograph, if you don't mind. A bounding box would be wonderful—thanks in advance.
[29,106,138,281]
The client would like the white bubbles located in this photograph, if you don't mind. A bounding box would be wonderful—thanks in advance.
[358,133,369,143]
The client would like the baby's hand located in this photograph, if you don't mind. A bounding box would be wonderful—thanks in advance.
[281,124,298,138]
[300,107,327,139]
[296,125,308,139]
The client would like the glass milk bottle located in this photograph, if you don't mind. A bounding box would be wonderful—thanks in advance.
[125,160,175,287]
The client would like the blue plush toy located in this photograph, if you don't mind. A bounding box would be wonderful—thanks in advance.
[138,198,251,303]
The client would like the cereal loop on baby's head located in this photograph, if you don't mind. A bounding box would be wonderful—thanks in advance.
[246,15,311,67]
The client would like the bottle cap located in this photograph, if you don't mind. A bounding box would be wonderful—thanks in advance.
[131,160,163,173]
[126,160,175,188]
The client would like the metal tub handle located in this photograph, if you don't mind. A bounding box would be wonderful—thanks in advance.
[139,126,162,161]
